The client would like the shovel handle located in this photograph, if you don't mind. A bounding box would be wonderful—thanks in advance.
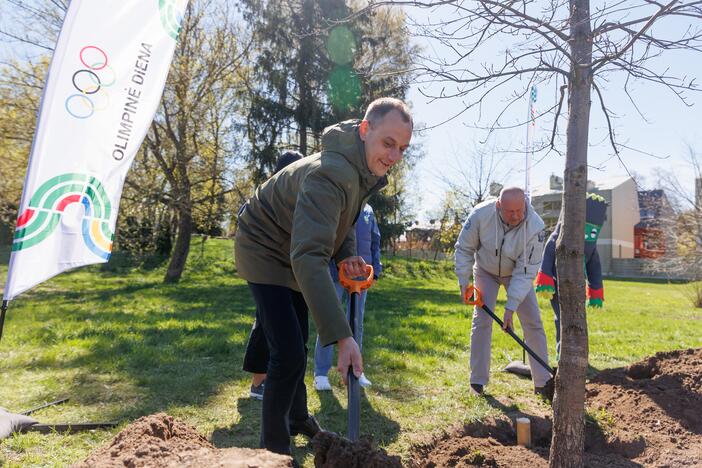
[463,285,484,307]
[464,285,555,377]
[339,264,374,294]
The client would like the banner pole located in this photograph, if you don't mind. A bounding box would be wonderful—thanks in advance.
[0,300,8,343]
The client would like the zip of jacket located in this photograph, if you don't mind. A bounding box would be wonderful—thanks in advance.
[498,237,505,277]
[526,244,535,274]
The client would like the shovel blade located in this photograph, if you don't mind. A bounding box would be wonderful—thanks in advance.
[348,372,360,442]
[347,291,361,442]
[503,360,532,378]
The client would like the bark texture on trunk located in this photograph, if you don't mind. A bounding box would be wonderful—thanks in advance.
[164,204,193,283]
[164,157,193,284]
[549,1,593,467]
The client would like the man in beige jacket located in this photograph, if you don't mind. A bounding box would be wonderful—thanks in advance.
[455,187,550,396]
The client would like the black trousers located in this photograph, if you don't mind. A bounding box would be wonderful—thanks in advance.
[243,314,269,374]
[247,282,310,455]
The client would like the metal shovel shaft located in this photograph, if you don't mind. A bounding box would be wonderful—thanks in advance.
[479,303,555,377]
[20,398,69,416]
[347,291,361,442]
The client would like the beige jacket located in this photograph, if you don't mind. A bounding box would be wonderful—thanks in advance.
[454,199,546,311]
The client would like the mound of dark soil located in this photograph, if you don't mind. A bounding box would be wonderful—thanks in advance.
[588,348,702,466]
[312,431,402,468]
[73,413,293,467]
[410,348,702,467]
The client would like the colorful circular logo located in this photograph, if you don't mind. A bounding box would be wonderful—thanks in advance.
[159,0,185,40]
[13,173,114,260]
[64,46,115,119]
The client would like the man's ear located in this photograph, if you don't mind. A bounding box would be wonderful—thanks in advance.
[495,199,501,210]
[359,119,369,141]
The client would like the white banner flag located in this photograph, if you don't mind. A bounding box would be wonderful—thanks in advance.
[3,0,189,300]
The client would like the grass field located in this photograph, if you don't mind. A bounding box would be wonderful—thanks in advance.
[0,237,700,466]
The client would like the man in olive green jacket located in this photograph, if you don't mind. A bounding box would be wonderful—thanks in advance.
[235,98,413,456]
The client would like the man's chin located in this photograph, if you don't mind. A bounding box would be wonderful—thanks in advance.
[374,165,390,177]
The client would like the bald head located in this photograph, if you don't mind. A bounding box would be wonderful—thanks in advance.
[499,186,525,202]
[497,186,526,226]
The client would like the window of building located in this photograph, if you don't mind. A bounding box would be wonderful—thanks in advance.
[543,201,562,212]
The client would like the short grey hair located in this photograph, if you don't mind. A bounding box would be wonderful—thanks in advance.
[498,186,525,201]
[363,97,413,129]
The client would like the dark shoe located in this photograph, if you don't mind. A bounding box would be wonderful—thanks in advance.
[534,386,549,399]
[470,383,484,395]
[290,415,322,439]
[535,384,555,402]
[249,382,264,400]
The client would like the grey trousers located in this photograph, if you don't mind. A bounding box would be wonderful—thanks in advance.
[470,267,551,387]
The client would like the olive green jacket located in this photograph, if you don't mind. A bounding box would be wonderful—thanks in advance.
[235,120,386,345]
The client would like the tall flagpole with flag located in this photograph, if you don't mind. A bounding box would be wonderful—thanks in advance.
[1,0,189,341]
[525,86,537,200]
[522,86,537,275]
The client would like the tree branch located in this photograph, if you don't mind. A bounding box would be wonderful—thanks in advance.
[592,0,678,71]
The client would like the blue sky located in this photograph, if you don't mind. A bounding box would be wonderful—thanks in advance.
[404,4,701,218]
[2,1,699,219]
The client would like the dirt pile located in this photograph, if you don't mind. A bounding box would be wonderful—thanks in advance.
[588,347,702,466]
[73,413,293,467]
[410,348,702,467]
[312,431,402,467]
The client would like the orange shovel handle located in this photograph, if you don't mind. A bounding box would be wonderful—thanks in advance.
[463,285,484,307]
[339,264,374,294]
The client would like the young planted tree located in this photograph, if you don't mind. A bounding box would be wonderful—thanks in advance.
[370,0,702,465]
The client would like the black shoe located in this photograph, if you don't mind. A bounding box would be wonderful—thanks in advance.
[290,415,322,439]
[470,383,484,395]
[534,386,554,401]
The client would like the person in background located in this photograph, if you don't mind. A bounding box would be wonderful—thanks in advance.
[454,187,551,397]
[535,192,607,358]
[313,203,382,390]
[242,150,304,400]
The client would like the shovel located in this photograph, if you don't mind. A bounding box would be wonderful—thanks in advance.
[338,264,374,442]
[1,398,117,440]
[464,285,556,401]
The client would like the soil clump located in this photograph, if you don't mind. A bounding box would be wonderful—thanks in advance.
[74,413,294,467]
[410,348,702,467]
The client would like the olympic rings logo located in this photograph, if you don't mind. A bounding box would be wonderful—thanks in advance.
[64,46,116,119]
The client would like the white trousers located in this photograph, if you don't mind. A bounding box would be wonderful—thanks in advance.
[470,267,551,387]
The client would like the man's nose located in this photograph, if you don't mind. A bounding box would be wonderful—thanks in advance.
[389,148,402,162]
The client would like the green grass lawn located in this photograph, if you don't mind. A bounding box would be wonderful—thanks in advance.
[0,237,700,466]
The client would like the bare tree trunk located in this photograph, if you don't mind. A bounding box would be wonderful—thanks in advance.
[164,201,193,283]
[549,1,592,467]
[164,156,193,283]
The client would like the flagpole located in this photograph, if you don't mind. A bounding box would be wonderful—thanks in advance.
[0,300,8,343]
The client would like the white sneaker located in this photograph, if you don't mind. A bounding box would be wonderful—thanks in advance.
[358,373,372,388]
[314,375,332,391]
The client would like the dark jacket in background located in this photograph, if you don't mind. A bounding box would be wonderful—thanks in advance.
[535,194,607,306]
[328,204,382,282]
